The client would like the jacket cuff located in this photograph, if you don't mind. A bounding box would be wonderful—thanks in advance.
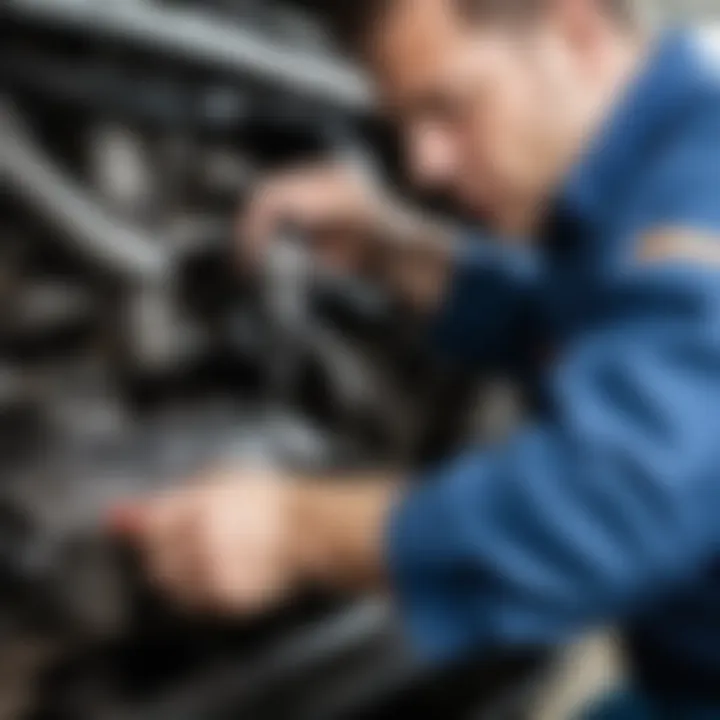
[385,475,492,663]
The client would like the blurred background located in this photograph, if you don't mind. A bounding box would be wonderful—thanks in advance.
[0,2,717,719]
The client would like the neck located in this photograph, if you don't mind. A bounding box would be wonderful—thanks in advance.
[502,29,655,238]
[561,28,654,186]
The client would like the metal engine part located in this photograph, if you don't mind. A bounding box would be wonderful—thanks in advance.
[0,2,548,719]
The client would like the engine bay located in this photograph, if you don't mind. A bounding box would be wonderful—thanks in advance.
[0,2,546,718]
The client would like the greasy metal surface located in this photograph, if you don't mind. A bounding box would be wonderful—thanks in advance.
[0,104,170,282]
[3,0,372,110]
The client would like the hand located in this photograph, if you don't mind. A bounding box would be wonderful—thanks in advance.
[109,471,399,615]
[238,163,451,312]
[239,162,390,272]
[110,470,298,615]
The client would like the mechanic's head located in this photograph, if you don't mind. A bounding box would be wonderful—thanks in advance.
[332,0,650,234]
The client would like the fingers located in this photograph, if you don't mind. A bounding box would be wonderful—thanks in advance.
[236,163,375,272]
[194,480,291,614]
[107,478,293,617]
[238,171,320,268]
[142,494,204,609]
[109,493,201,608]
[197,492,291,614]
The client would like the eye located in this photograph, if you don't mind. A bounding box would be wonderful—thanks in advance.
[421,95,458,124]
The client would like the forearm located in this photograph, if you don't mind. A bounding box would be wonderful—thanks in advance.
[288,475,403,592]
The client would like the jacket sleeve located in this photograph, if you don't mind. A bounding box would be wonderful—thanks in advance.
[429,239,539,367]
[390,103,720,663]
[389,258,720,662]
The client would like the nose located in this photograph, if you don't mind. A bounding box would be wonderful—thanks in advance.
[407,124,459,192]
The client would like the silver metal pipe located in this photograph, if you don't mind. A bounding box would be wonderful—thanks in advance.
[0,102,171,283]
[5,0,373,111]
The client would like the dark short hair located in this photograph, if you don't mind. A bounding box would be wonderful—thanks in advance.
[321,0,642,54]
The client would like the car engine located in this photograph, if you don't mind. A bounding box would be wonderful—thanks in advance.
[0,2,548,718]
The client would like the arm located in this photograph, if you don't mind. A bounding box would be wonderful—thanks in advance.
[119,231,720,649]
[387,275,720,660]
[289,251,720,662]
[121,114,720,655]
[292,119,720,660]
[240,163,539,367]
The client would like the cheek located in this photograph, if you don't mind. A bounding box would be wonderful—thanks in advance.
[465,84,534,186]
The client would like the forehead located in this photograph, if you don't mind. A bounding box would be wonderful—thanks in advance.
[367,0,509,106]
[369,0,466,89]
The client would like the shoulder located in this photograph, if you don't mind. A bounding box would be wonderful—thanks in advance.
[631,56,720,237]
[650,29,720,186]
[690,26,720,82]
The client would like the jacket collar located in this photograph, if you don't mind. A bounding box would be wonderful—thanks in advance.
[556,30,706,237]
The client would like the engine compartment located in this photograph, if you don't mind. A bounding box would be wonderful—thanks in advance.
[0,2,547,717]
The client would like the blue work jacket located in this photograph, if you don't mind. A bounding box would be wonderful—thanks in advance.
[388,29,720,712]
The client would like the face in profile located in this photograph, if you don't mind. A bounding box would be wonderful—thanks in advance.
[368,0,600,236]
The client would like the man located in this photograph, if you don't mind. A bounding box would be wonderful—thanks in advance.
[113,1,720,717]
